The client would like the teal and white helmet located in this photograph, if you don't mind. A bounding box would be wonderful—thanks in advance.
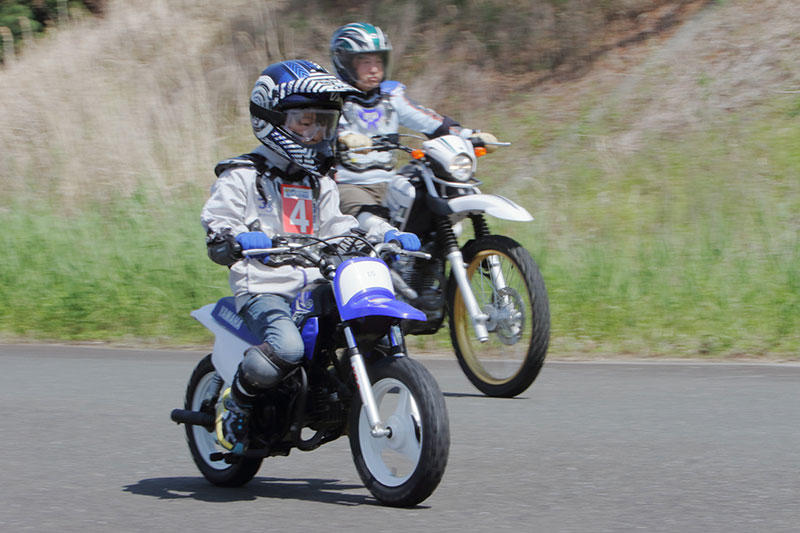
[330,22,392,87]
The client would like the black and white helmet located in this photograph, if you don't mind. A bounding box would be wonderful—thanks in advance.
[249,60,358,176]
[330,22,392,87]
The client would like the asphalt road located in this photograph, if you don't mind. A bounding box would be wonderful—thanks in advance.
[1,344,798,532]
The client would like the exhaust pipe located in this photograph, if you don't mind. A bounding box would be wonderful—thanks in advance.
[170,408,214,428]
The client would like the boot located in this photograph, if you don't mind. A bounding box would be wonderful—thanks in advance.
[215,386,251,454]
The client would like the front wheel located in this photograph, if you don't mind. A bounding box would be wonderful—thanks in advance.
[447,235,550,397]
[184,354,262,486]
[349,357,450,507]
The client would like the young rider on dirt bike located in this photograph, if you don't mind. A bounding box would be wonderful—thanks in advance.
[201,60,421,454]
[330,22,499,234]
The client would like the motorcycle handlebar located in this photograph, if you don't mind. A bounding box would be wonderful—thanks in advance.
[343,133,510,156]
[241,237,430,293]
[241,246,293,256]
[372,241,432,260]
[468,136,512,148]
[241,240,431,263]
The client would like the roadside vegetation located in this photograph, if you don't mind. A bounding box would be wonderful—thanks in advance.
[0,0,797,357]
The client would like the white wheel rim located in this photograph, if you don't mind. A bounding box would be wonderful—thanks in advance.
[190,372,227,470]
[358,377,423,487]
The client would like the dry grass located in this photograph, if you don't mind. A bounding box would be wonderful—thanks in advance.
[0,0,271,205]
[0,0,797,355]
[5,0,793,207]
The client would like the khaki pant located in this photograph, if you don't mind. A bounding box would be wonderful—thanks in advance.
[337,182,390,218]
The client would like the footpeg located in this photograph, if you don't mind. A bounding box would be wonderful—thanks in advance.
[170,408,214,428]
[208,447,289,463]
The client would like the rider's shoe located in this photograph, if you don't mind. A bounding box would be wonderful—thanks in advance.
[215,387,251,454]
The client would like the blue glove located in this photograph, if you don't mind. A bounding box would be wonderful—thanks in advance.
[384,229,420,251]
[235,232,272,263]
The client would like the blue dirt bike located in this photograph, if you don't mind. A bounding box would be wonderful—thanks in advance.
[170,233,449,507]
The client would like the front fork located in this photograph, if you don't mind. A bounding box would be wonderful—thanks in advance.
[344,324,405,438]
[442,215,509,343]
[448,249,490,342]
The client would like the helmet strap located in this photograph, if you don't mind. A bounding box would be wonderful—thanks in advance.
[346,87,383,107]
[250,101,286,125]
[265,156,323,182]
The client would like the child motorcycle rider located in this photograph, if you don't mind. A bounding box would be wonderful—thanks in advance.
[201,60,421,454]
[330,22,499,233]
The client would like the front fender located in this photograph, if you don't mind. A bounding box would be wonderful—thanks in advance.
[447,194,533,222]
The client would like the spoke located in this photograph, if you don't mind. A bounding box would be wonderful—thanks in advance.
[480,258,494,302]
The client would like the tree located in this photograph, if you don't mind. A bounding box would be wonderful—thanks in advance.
[0,1,105,63]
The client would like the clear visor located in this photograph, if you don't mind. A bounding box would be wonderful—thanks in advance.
[284,108,340,146]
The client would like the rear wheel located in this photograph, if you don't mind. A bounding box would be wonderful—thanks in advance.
[349,357,449,507]
[447,235,550,397]
[184,354,262,486]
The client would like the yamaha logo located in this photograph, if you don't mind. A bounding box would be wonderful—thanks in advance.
[217,306,244,329]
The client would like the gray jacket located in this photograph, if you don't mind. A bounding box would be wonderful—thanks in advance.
[335,80,472,185]
[202,148,395,310]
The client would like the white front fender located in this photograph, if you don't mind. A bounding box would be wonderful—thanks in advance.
[448,194,533,222]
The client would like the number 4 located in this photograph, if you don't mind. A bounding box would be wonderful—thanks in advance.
[289,199,309,233]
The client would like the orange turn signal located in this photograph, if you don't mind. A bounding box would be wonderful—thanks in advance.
[474,147,487,157]
[411,149,425,160]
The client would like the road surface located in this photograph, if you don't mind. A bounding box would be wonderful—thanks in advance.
[1,344,798,532]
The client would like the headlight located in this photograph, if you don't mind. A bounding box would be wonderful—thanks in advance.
[448,153,473,182]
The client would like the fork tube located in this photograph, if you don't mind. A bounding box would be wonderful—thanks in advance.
[344,326,390,438]
[389,324,406,357]
[469,212,508,302]
[448,250,490,342]
[468,214,511,310]
[486,254,507,292]
[437,215,490,342]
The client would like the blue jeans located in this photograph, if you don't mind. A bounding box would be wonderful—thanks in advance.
[238,293,305,364]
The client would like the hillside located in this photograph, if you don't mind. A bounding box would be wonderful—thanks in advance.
[0,0,797,357]
[2,0,796,200]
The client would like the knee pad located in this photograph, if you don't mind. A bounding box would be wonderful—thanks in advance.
[384,178,416,230]
[356,210,390,234]
[237,341,299,393]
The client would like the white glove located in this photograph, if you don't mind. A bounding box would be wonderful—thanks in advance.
[473,131,499,153]
[339,132,372,150]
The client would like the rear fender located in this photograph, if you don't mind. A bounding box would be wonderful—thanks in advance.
[191,298,256,384]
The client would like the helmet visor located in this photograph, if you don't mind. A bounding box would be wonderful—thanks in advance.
[284,108,340,146]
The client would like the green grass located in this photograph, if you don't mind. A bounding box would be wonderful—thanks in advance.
[0,0,797,358]
[1,98,797,357]
[480,96,800,357]
[0,191,228,346]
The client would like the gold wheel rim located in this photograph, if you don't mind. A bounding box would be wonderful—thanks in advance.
[453,248,531,385]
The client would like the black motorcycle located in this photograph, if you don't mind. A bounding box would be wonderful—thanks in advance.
[348,134,550,398]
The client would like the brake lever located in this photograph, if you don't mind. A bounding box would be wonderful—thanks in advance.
[403,250,432,260]
[375,242,431,261]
